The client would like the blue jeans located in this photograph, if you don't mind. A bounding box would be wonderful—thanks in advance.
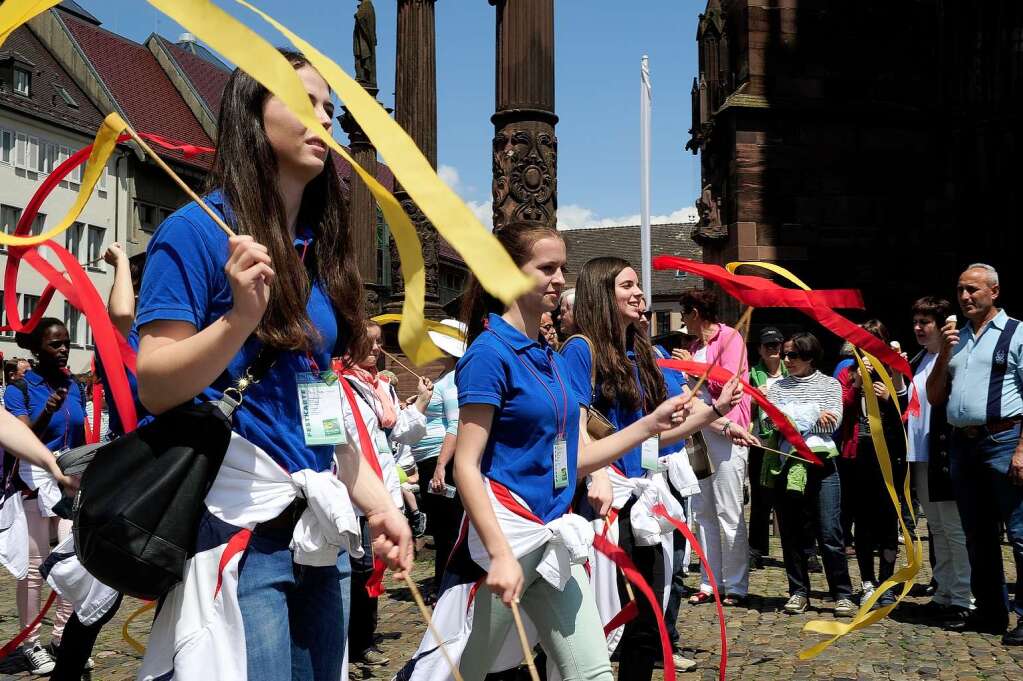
[951,423,1023,624]
[775,458,852,599]
[237,528,351,681]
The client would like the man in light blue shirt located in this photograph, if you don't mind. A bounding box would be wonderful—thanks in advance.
[927,263,1023,645]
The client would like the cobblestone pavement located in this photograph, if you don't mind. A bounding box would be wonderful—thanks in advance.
[2,517,1021,680]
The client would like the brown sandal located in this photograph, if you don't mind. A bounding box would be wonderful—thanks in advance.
[689,591,713,605]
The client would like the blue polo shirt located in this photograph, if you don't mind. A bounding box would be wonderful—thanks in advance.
[560,337,686,479]
[135,190,341,473]
[947,309,1023,427]
[3,369,86,451]
[94,329,153,438]
[456,314,585,524]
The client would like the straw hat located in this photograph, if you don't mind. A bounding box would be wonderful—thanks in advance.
[427,319,468,358]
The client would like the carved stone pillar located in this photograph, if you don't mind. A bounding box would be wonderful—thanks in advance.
[340,98,380,311]
[387,0,443,318]
[490,0,558,230]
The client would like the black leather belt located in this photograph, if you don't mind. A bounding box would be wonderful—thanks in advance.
[955,417,1022,439]
[254,498,307,536]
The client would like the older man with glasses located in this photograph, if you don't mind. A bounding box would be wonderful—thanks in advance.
[748,327,787,569]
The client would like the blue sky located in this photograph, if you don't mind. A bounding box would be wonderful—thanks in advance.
[96,0,701,229]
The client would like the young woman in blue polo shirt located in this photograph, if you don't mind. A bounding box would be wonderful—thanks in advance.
[3,318,83,671]
[134,51,409,680]
[447,223,742,681]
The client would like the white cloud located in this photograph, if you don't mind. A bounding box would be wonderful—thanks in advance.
[557,204,698,230]
[437,164,461,192]
[467,200,492,228]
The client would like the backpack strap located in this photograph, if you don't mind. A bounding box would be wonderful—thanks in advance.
[10,379,30,413]
[987,317,1020,423]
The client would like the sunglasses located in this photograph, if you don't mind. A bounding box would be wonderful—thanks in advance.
[782,351,810,361]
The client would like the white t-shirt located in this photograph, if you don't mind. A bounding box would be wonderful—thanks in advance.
[906,352,936,462]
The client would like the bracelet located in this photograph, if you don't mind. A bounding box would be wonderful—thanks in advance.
[712,403,725,418]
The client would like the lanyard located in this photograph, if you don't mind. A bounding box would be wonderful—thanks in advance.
[487,323,570,438]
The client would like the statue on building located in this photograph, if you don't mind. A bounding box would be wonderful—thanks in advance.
[353,0,377,89]
[692,183,728,243]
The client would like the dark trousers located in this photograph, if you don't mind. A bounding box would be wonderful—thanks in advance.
[417,457,465,588]
[349,517,378,656]
[854,438,904,586]
[950,424,1023,626]
[837,455,857,547]
[774,458,853,600]
[615,497,666,681]
[748,446,774,558]
[49,595,123,680]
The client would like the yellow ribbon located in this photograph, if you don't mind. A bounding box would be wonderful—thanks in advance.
[121,600,157,654]
[372,313,465,342]
[147,0,533,365]
[0,0,60,46]
[0,113,126,247]
[725,260,921,658]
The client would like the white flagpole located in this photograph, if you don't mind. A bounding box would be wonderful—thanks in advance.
[640,55,653,304]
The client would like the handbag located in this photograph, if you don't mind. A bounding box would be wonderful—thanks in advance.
[564,335,617,440]
[72,350,276,600]
[685,430,715,480]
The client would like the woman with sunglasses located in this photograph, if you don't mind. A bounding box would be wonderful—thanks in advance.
[765,332,857,617]
[3,318,83,674]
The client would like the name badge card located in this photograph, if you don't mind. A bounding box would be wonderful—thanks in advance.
[641,435,663,472]
[297,371,348,446]
[553,437,569,489]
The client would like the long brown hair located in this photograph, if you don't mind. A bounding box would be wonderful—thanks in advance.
[575,257,667,412]
[208,49,365,356]
[460,222,562,345]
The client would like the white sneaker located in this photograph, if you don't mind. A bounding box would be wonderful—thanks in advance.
[672,652,698,672]
[860,581,875,606]
[23,644,55,675]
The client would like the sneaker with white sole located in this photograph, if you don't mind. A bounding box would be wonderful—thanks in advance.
[22,644,55,675]
[672,652,698,672]
[784,594,809,614]
[834,598,858,617]
[859,581,876,606]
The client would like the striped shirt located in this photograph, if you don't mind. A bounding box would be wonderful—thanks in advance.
[409,370,459,463]
[767,371,843,437]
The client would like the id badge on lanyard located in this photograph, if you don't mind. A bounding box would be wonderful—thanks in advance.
[641,435,664,472]
[553,437,569,489]
[296,371,348,446]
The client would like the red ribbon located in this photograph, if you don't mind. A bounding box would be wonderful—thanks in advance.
[658,358,822,466]
[2,131,212,433]
[652,504,728,681]
[652,256,913,382]
[0,591,57,660]
[337,376,387,598]
[591,534,676,681]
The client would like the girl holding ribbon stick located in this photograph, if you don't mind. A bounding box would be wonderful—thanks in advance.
[397,223,742,681]
[132,50,410,681]
[561,259,753,681]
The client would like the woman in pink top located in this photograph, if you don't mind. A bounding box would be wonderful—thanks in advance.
[676,289,757,606]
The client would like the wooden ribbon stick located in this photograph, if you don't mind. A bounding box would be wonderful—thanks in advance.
[510,600,541,681]
[381,348,426,382]
[122,126,236,238]
[403,573,464,681]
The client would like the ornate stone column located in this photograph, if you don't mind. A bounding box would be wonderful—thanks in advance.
[490,0,558,230]
[387,0,443,318]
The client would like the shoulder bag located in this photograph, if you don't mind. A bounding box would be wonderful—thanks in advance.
[70,349,276,600]
[563,335,616,440]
